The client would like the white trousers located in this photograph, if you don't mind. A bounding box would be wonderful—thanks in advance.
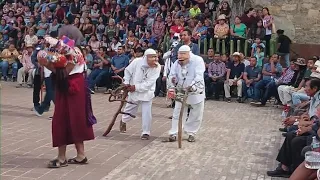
[169,101,204,136]
[224,79,242,98]
[17,67,35,85]
[278,86,305,105]
[121,100,153,135]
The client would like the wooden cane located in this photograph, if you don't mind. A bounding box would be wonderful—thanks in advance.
[178,91,188,148]
[103,77,136,136]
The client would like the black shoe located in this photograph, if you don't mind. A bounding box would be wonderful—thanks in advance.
[141,134,150,140]
[282,133,287,137]
[279,128,287,132]
[267,167,291,178]
[187,135,195,142]
[34,106,43,117]
[226,98,231,103]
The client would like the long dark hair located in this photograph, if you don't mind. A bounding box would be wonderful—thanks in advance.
[52,67,69,93]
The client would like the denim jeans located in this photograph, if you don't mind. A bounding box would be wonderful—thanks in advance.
[0,61,18,78]
[88,68,109,89]
[253,79,271,101]
[277,52,290,68]
[37,77,55,114]
[242,80,256,98]
[292,92,310,106]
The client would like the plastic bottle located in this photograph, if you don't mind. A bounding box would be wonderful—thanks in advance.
[312,136,320,152]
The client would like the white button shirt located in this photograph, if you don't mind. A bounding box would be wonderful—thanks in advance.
[168,53,206,105]
[123,56,161,102]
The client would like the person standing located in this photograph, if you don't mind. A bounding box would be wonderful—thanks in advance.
[166,45,206,142]
[276,29,292,68]
[16,44,35,88]
[38,38,95,168]
[120,49,161,140]
[34,66,54,117]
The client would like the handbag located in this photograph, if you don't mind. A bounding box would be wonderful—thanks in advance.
[84,69,97,126]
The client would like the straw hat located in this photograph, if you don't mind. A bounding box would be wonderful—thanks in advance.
[217,14,226,21]
[294,58,306,66]
[232,52,241,57]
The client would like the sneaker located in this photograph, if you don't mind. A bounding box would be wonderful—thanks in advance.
[236,97,243,103]
[16,84,23,88]
[141,134,150,140]
[279,127,287,132]
[89,88,95,94]
[226,98,231,103]
[48,116,53,120]
[104,89,112,94]
[266,166,291,178]
[34,106,43,117]
[162,135,176,142]
[187,135,195,142]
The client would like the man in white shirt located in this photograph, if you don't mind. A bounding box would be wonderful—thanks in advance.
[166,45,206,142]
[120,48,161,140]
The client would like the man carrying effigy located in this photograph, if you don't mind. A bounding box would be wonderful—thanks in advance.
[120,48,161,140]
[165,45,206,142]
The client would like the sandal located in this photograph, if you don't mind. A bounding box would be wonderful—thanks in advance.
[47,159,68,168]
[67,157,88,164]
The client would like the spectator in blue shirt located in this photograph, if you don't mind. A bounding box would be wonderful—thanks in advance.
[251,54,283,106]
[242,57,261,101]
[110,46,129,77]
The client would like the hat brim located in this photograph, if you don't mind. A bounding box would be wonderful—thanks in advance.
[294,62,306,66]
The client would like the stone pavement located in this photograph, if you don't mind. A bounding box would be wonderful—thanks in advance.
[1,81,287,180]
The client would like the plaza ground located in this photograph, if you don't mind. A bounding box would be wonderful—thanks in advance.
[1,81,287,180]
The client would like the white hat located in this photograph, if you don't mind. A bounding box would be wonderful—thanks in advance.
[217,14,226,20]
[178,45,191,52]
[232,52,241,57]
[311,72,320,79]
[144,49,157,56]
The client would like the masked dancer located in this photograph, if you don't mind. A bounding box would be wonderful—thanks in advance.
[38,36,95,168]
[165,45,205,142]
[120,49,161,140]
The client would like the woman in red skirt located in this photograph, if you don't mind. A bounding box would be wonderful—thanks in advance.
[38,36,95,168]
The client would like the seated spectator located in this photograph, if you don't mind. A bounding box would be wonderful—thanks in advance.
[169,19,184,39]
[267,78,320,178]
[151,15,165,45]
[88,34,100,53]
[251,54,284,106]
[230,16,247,52]
[88,47,111,94]
[110,46,129,78]
[242,57,261,101]
[83,48,94,75]
[140,31,157,48]
[176,5,190,20]
[224,52,245,103]
[129,47,144,63]
[110,36,122,52]
[16,44,35,88]
[96,17,106,41]
[214,15,229,39]
[251,37,265,57]
[192,19,208,42]
[24,28,38,46]
[47,18,61,38]
[36,16,48,38]
[0,43,19,81]
[277,58,310,111]
[206,53,226,100]
[125,29,138,51]
[189,3,201,18]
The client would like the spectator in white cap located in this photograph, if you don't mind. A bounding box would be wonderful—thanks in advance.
[120,48,161,140]
[165,45,206,142]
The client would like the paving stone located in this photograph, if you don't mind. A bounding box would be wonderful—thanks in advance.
[0,82,287,180]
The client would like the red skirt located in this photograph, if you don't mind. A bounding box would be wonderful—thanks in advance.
[52,73,95,147]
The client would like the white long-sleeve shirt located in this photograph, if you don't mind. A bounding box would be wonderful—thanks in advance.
[168,53,206,105]
[163,51,173,78]
[123,56,161,102]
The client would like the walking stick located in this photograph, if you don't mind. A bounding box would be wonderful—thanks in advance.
[40,66,44,103]
[178,90,188,148]
[102,76,136,136]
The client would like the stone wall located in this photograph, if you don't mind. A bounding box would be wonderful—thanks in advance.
[248,0,320,44]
